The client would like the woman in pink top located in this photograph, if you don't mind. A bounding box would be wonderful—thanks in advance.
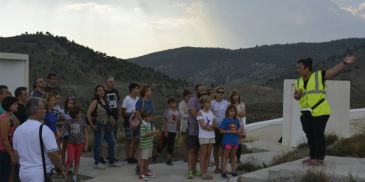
[0,96,20,182]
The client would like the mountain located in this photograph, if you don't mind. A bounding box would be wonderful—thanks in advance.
[0,32,189,112]
[130,39,365,122]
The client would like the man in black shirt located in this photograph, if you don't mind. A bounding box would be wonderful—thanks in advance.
[14,87,29,124]
[44,73,61,93]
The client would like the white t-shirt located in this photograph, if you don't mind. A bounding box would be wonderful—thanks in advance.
[197,110,216,139]
[122,95,139,113]
[13,119,59,182]
[178,101,189,132]
[211,99,229,126]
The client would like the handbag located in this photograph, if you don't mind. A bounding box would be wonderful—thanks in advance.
[129,100,145,130]
[39,124,53,182]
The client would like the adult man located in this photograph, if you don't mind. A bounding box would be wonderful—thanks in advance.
[14,87,29,124]
[294,56,356,166]
[186,84,206,179]
[44,73,61,93]
[104,76,121,138]
[31,77,46,97]
[121,83,140,164]
[0,85,11,114]
[13,97,64,181]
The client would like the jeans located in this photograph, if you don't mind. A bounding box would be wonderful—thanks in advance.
[0,151,11,182]
[300,114,329,160]
[93,125,115,165]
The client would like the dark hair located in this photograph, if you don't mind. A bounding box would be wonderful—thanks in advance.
[2,96,17,112]
[0,85,8,94]
[194,84,203,91]
[140,85,151,98]
[206,89,214,95]
[297,58,313,71]
[229,90,242,104]
[167,98,177,104]
[182,89,192,98]
[69,105,83,119]
[129,83,140,93]
[225,104,238,118]
[15,87,27,98]
[141,111,152,119]
[94,85,105,100]
[33,76,43,89]
[64,96,75,114]
[47,73,56,79]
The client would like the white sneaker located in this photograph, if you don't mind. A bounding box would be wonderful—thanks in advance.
[72,176,77,182]
[94,163,106,170]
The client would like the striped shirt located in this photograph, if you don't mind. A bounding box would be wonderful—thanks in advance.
[140,120,153,149]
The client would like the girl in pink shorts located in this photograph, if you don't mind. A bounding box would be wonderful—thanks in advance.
[219,105,242,178]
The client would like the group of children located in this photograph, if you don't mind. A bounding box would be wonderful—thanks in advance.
[139,86,246,180]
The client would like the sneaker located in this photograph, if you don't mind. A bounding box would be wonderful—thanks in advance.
[221,173,228,178]
[232,172,238,177]
[302,158,312,164]
[145,171,156,178]
[139,175,148,181]
[72,176,77,182]
[166,160,173,166]
[201,174,213,180]
[193,169,201,176]
[114,158,120,163]
[108,163,121,167]
[100,157,106,164]
[187,170,193,179]
[94,163,106,170]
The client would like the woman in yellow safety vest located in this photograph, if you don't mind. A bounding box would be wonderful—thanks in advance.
[294,55,356,166]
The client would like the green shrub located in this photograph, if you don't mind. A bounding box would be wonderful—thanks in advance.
[300,169,329,182]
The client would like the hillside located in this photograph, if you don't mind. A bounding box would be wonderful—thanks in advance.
[130,39,365,110]
[0,32,189,112]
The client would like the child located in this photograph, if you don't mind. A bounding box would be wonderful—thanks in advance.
[63,105,88,182]
[219,105,241,178]
[161,98,180,165]
[139,112,160,181]
[197,95,216,180]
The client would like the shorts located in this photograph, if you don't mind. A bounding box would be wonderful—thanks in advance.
[187,135,200,150]
[125,127,140,140]
[141,148,153,160]
[224,145,239,150]
[199,138,216,145]
[214,129,223,146]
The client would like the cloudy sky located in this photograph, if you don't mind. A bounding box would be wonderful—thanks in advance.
[1,0,365,58]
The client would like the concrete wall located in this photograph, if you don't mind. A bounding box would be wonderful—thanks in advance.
[0,52,29,94]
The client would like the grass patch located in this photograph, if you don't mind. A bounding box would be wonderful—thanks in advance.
[327,133,365,157]
[300,169,330,182]
[237,156,266,172]
[270,148,308,166]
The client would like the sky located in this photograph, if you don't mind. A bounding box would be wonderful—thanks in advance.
[1,0,365,59]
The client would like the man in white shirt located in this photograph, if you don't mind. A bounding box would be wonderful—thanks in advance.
[13,97,64,182]
[121,83,140,164]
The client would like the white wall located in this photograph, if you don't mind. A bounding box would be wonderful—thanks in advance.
[0,52,29,94]
[282,79,350,147]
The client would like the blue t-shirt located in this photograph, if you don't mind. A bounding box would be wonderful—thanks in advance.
[0,104,4,115]
[135,99,154,114]
[44,111,58,134]
[219,118,241,146]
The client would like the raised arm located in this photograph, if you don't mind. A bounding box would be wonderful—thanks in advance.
[325,56,356,80]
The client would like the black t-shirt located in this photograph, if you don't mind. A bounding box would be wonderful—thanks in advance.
[105,88,121,120]
[14,103,28,124]
[44,85,61,93]
[303,70,326,89]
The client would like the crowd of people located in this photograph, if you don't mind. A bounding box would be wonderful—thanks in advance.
[0,55,357,182]
[0,73,247,182]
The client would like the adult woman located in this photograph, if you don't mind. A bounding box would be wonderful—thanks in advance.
[229,90,247,163]
[86,85,117,169]
[0,96,19,182]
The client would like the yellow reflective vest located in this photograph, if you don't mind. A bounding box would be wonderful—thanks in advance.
[295,71,331,117]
